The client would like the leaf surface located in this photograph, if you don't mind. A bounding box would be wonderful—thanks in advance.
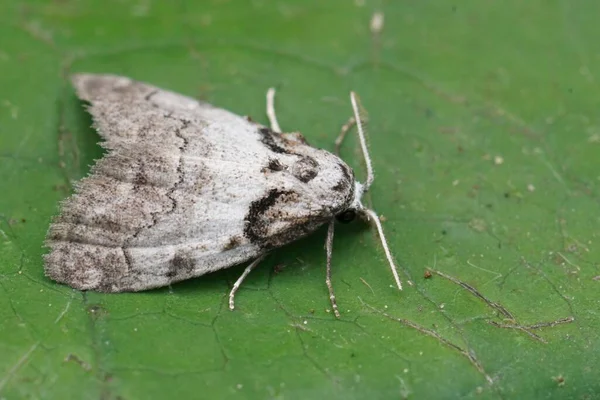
[1,1,598,399]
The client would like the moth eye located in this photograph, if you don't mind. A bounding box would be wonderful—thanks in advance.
[336,209,356,224]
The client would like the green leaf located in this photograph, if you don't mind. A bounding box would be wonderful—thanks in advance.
[1,1,599,399]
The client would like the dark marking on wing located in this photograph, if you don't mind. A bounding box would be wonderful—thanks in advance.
[133,171,148,186]
[166,253,195,278]
[331,180,347,192]
[263,158,285,173]
[144,90,159,101]
[244,188,332,250]
[339,161,352,182]
[244,189,296,247]
[222,236,242,251]
[258,127,291,154]
[108,78,155,100]
[333,162,354,193]
[292,156,319,183]
[245,189,290,246]
[282,132,309,145]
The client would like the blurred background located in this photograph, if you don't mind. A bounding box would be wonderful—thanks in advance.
[1,1,599,399]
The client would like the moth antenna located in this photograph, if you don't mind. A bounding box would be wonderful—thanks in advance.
[266,87,282,133]
[350,92,374,191]
[362,208,403,291]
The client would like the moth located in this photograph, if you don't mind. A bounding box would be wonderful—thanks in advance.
[45,74,402,317]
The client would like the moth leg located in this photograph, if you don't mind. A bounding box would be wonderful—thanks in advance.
[229,254,267,311]
[361,208,402,290]
[334,116,356,156]
[266,88,282,133]
[325,220,341,318]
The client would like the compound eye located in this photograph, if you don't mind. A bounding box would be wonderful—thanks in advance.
[336,209,356,224]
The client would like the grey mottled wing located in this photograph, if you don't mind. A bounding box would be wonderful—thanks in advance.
[45,74,355,292]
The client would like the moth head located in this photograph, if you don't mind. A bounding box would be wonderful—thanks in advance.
[334,179,366,223]
[265,87,403,292]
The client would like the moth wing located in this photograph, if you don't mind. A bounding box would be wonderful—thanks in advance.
[45,74,355,292]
